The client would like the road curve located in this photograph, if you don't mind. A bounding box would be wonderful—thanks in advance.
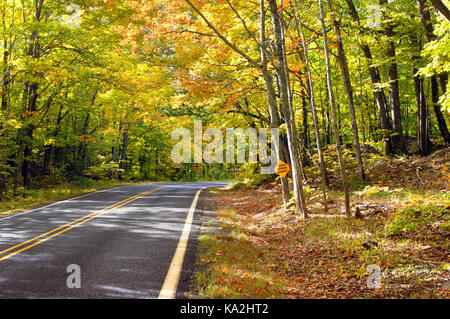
[0,182,227,299]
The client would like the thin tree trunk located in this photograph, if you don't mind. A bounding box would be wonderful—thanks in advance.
[326,0,365,181]
[293,0,328,213]
[183,0,307,216]
[418,0,450,144]
[260,0,291,206]
[415,73,432,155]
[268,0,308,218]
[0,38,10,192]
[302,98,309,158]
[319,0,351,217]
[345,0,393,156]
[429,0,450,21]
[358,54,368,169]
[381,0,407,155]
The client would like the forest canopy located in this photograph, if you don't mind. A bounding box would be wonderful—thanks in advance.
[0,0,449,213]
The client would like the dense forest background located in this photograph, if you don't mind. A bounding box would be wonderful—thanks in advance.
[0,0,449,206]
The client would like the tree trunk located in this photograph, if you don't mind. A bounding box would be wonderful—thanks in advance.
[293,0,328,213]
[418,0,450,144]
[415,73,432,155]
[381,0,407,155]
[429,0,450,21]
[319,0,351,217]
[260,0,291,205]
[326,0,365,180]
[345,0,393,156]
[268,0,308,218]
[20,0,46,190]
[119,122,129,180]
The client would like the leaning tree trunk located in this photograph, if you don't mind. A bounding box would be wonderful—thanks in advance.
[0,39,10,193]
[345,0,393,156]
[268,0,308,218]
[429,0,450,21]
[293,0,328,212]
[183,0,307,216]
[319,0,351,217]
[260,0,291,205]
[326,0,365,181]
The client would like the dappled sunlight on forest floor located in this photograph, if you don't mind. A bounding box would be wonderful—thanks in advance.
[193,148,449,298]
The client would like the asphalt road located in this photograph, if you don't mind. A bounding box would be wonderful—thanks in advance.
[0,182,227,299]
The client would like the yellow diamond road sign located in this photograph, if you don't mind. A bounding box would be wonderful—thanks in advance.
[275,160,291,178]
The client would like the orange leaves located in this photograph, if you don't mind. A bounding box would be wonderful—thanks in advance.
[290,65,304,74]
[282,0,292,9]
[79,135,98,144]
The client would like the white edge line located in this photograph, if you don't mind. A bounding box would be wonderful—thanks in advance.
[0,185,137,222]
[158,187,206,299]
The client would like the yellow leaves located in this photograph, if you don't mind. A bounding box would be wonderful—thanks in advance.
[272,58,279,68]
[356,185,390,196]
[102,127,118,136]
[44,138,56,146]
[6,119,22,129]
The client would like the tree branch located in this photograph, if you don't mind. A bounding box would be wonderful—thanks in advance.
[429,0,450,22]
[183,0,261,68]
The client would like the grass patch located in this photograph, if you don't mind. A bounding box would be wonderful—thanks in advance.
[385,202,449,236]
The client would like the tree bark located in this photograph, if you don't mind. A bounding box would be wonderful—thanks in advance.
[260,0,291,205]
[381,0,407,155]
[326,0,365,180]
[293,0,328,213]
[319,0,351,217]
[418,0,450,144]
[429,0,450,21]
[345,0,393,156]
[267,0,308,218]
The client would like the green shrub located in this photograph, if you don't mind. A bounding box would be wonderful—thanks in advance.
[385,203,449,235]
[247,174,271,188]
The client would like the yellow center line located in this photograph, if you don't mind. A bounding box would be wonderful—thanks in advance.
[0,188,155,257]
[0,187,165,262]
